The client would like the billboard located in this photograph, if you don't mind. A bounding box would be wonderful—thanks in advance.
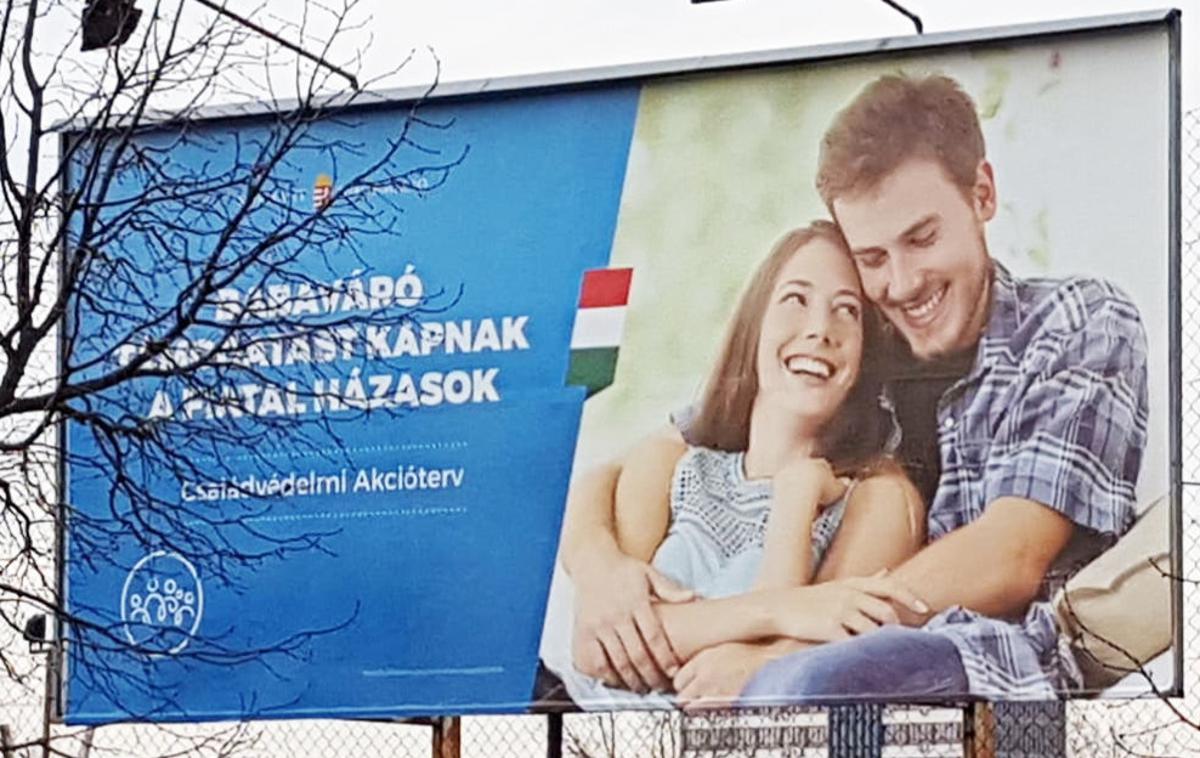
[62,10,1180,722]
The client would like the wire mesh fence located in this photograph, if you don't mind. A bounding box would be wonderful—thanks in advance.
[0,109,1197,758]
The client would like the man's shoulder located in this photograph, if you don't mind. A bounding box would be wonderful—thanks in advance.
[1006,272,1144,344]
[1013,273,1140,325]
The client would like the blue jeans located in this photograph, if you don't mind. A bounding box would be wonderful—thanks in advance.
[740,626,970,705]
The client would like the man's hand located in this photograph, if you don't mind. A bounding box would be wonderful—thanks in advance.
[571,551,693,692]
[766,573,929,642]
[673,641,797,711]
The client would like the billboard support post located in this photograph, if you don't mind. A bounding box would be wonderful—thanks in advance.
[965,703,994,758]
[546,713,562,758]
[40,651,55,758]
[431,716,460,758]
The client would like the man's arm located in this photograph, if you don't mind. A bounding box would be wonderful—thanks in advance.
[558,426,690,692]
[559,425,684,572]
[889,496,1076,625]
[894,279,1149,624]
[558,460,623,579]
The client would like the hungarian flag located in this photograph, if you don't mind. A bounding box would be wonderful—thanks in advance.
[567,268,632,398]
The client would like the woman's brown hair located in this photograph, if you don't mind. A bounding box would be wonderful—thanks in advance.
[686,221,892,477]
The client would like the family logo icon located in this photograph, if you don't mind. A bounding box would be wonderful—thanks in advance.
[313,173,334,210]
[120,551,204,656]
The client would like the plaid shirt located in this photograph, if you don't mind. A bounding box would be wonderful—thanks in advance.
[911,263,1149,698]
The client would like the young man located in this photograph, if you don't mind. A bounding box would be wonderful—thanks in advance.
[559,73,1149,704]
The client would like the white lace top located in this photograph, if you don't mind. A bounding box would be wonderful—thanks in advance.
[651,447,848,599]
[542,446,849,710]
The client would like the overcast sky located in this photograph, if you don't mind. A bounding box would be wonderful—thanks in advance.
[343,0,1197,109]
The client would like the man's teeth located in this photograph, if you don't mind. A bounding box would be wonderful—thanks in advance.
[785,356,833,379]
[904,286,946,319]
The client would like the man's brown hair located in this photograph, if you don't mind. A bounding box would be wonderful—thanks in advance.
[688,221,892,477]
[816,73,986,209]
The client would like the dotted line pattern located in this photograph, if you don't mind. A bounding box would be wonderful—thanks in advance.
[246,506,468,524]
[195,440,469,464]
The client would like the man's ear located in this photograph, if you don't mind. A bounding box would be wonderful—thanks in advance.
[973,161,997,222]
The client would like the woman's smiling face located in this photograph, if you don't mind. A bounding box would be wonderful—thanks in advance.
[753,237,865,429]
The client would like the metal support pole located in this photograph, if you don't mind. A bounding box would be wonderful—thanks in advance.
[546,712,563,758]
[40,649,56,758]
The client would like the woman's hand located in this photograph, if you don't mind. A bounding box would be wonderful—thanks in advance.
[763,574,929,642]
[673,639,807,711]
[756,457,850,589]
[772,457,849,513]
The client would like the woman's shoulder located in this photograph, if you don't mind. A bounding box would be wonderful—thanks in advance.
[850,461,921,500]
[675,445,743,479]
[845,462,926,537]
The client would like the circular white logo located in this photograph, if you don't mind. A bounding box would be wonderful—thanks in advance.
[120,551,203,656]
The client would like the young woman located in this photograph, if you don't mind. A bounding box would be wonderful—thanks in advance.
[546,221,925,710]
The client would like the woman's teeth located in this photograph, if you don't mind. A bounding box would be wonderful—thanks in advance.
[785,356,834,379]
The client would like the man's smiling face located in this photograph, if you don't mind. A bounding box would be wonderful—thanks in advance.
[833,157,996,361]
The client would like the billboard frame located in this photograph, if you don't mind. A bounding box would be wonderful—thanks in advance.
[53,7,1184,719]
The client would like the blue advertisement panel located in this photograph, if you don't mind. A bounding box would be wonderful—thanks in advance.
[65,87,640,721]
[64,14,1179,722]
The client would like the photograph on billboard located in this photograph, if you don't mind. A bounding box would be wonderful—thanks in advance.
[62,12,1179,723]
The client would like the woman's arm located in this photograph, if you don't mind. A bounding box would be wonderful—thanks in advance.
[652,575,928,661]
[754,458,848,590]
[654,592,777,661]
[643,465,923,661]
[662,467,927,702]
[813,465,925,582]
[673,637,814,710]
